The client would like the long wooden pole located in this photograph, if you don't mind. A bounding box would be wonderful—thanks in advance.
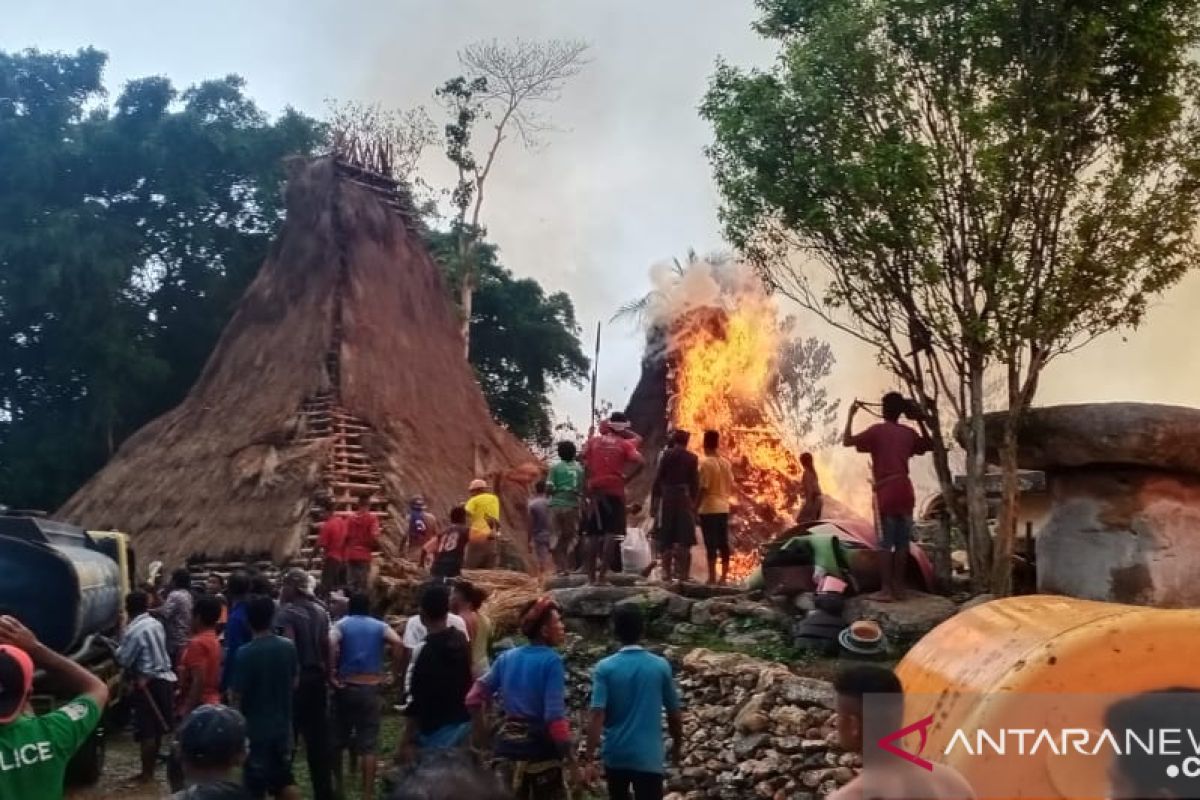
[589,321,601,434]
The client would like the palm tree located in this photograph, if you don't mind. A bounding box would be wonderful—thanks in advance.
[610,248,699,325]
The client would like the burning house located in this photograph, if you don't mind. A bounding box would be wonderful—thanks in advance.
[621,257,859,578]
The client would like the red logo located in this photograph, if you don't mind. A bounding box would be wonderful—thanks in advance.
[877,714,934,771]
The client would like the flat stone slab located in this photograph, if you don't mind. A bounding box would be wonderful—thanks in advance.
[544,573,644,589]
[843,591,957,644]
[966,403,1200,473]
[551,585,652,616]
[952,470,1046,494]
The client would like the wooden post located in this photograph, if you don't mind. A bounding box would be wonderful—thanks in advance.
[589,321,601,435]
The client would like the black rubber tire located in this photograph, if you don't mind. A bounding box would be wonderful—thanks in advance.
[65,725,105,787]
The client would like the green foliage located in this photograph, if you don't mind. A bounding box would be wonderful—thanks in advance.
[424,230,589,446]
[703,0,1200,590]
[436,75,488,222]
[704,0,1200,372]
[0,47,324,510]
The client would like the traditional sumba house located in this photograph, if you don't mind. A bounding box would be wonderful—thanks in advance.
[59,156,536,575]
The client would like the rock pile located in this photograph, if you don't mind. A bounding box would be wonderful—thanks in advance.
[561,641,857,800]
[668,649,855,800]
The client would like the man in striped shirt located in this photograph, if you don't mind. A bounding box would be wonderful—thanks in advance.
[116,590,178,784]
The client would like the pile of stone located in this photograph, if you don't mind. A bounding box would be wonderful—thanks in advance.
[559,640,857,800]
[666,648,856,800]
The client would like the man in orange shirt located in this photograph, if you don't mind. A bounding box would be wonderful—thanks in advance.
[697,430,735,585]
[176,595,223,718]
[345,493,379,593]
[316,498,349,596]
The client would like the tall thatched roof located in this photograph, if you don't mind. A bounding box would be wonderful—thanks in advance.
[59,157,535,567]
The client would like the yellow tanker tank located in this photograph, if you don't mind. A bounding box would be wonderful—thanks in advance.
[896,595,1200,799]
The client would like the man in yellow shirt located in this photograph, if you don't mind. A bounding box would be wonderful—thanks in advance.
[464,479,501,569]
[696,430,736,585]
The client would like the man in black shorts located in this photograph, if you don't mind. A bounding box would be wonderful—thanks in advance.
[115,589,177,784]
[653,429,699,583]
[580,413,645,585]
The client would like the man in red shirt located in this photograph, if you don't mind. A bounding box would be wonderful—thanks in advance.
[843,392,932,602]
[345,492,380,593]
[581,412,644,585]
[317,498,349,596]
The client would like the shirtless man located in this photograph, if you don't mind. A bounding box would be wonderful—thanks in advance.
[829,665,974,800]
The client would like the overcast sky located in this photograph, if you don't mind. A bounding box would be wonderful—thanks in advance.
[7,0,1200,440]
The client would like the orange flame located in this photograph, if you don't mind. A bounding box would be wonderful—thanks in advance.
[664,281,837,581]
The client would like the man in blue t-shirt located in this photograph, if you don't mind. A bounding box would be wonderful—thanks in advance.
[583,604,683,800]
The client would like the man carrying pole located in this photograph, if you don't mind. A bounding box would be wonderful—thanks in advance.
[842,392,932,602]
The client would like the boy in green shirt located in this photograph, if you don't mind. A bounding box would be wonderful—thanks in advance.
[547,440,585,575]
[0,614,109,800]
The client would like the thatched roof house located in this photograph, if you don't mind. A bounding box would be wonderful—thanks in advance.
[59,157,536,568]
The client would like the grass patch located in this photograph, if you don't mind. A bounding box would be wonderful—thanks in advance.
[292,711,405,800]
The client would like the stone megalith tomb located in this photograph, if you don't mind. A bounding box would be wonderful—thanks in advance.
[981,403,1200,606]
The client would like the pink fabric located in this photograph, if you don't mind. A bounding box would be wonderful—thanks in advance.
[465,679,490,710]
[819,575,847,594]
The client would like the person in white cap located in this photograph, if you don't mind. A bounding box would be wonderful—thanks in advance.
[464,479,501,569]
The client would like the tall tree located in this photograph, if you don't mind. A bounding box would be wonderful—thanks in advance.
[424,230,589,445]
[0,48,323,509]
[703,0,1200,592]
[437,38,590,356]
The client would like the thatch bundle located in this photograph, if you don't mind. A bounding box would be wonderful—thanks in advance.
[466,569,542,637]
[368,556,540,638]
[59,157,537,568]
[370,558,428,616]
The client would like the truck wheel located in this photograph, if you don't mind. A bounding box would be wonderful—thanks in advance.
[66,725,105,787]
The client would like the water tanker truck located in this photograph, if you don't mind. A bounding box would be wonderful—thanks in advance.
[0,510,134,786]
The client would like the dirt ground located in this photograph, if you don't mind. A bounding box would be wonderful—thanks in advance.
[66,734,166,800]
[68,714,406,800]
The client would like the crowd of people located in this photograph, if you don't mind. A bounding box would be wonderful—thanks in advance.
[3,581,1189,800]
[0,561,693,800]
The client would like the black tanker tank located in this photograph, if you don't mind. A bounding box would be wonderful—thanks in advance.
[0,514,122,654]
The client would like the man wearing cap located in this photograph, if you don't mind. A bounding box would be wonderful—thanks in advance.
[172,705,252,799]
[277,568,335,800]
[464,479,501,570]
[406,496,439,569]
[0,615,108,800]
[581,412,645,585]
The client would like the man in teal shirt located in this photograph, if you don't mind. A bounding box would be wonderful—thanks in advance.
[583,604,683,799]
[547,440,585,575]
[232,595,299,800]
[0,615,108,800]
